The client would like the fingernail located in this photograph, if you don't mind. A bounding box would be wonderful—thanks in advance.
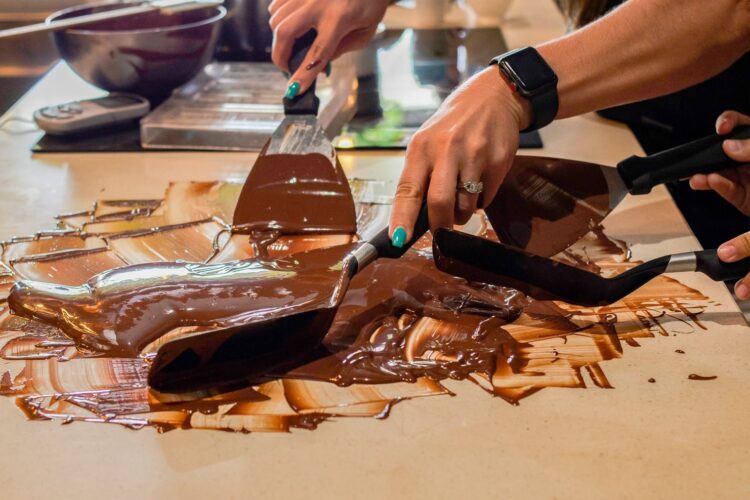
[735,281,749,300]
[717,117,729,133]
[718,243,737,261]
[285,81,301,99]
[391,226,407,248]
[725,140,742,153]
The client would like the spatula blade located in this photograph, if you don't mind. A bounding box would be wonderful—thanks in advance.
[233,115,357,234]
[485,156,624,257]
[432,227,608,305]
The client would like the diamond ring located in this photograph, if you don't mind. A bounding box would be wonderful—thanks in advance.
[458,180,484,194]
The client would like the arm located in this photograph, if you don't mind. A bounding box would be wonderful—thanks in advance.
[540,0,750,118]
[389,0,750,241]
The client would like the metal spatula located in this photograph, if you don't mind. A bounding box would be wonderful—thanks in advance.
[148,204,430,398]
[486,126,750,257]
[433,228,750,306]
[0,0,222,40]
[233,30,357,235]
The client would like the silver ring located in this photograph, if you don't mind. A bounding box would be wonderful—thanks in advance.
[458,180,484,194]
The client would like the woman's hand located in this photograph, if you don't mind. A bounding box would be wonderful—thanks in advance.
[689,111,750,215]
[718,231,750,300]
[388,68,532,246]
[269,0,389,97]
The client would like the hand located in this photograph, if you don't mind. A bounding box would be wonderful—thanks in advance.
[718,231,750,300]
[269,0,389,96]
[689,111,750,215]
[388,68,532,246]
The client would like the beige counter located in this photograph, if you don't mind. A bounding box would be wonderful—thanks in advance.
[0,1,748,499]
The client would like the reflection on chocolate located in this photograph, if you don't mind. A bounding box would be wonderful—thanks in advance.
[0,180,721,433]
[688,374,717,381]
[8,243,357,356]
[233,152,357,235]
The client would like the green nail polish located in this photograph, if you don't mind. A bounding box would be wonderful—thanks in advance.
[285,81,301,99]
[392,226,407,248]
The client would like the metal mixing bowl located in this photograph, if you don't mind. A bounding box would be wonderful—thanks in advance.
[47,2,227,101]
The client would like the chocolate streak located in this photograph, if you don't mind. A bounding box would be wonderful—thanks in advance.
[0,180,720,433]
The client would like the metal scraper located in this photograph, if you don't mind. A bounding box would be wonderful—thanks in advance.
[233,30,357,234]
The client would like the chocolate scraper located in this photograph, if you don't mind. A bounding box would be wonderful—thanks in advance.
[148,204,430,398]
[433,228,750,307]
[487,126,750,257]
[233,30,357,234]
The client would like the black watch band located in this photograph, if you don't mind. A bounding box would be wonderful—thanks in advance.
[490,47,559,132]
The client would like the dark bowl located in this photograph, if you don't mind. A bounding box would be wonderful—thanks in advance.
[48,2,226,101]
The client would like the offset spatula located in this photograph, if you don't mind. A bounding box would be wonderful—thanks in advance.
[433,228,750,306]
[233,30,357,234]
[487,126,750,257]
[148,204,430,398]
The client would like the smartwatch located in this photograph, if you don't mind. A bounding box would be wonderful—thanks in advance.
[490,47,559,132]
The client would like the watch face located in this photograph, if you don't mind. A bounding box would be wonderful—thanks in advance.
[501,48,557,93]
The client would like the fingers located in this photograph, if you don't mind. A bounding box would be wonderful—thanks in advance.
[271,12,312,72]
[724,138,750,163]
[426,152,459,232]
[390,137,430,247]
[689,173,710,191]
[718,230,750,300]
[286,22,345,95]
[334,27,378,59]
[716,110,750,134]
[715,110,750,162]
[735,277,750,301]
[706,171,750,211]
[718,231,750,263]
[269,0,303,32]
[455,157,483,225]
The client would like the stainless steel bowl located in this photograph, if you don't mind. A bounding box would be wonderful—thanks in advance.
[48,2,226,101]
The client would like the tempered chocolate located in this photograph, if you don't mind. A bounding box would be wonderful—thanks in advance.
[0,180,720,433]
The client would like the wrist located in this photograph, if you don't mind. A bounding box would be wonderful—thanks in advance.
[496,70,534,131]
[476,68,533,132]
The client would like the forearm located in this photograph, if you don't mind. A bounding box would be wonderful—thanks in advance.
[538,0,750,119]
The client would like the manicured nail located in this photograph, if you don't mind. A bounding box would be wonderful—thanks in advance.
[391,226,407,248]
[718,243,737,261]
[735,281,749,300]
[285,81,301,99]
[725,140,742,153]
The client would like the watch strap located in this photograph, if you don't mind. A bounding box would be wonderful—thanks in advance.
[490,48,559,132]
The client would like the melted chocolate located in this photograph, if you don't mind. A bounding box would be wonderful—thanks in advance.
[688,374,717,381]
[8,243,358,356]
[233,152,357,235]
[0,180,721,433]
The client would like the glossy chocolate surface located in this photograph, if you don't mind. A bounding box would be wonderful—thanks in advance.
[0,180,717,433]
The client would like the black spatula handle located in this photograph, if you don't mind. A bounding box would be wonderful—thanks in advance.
[283,29,320,116]
[694,250,750,282]
[617,125,750,195]
[370,201,430,259]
